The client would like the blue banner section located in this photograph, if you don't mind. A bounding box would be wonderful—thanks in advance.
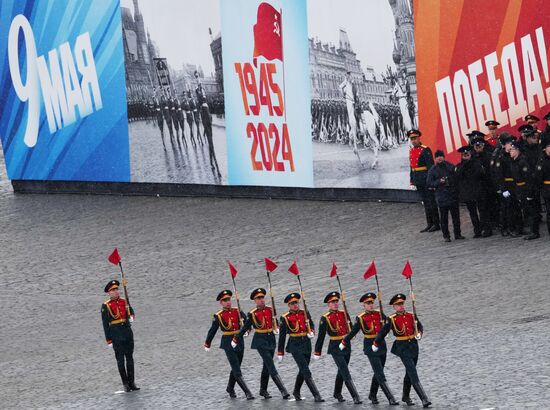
[221,0,313,187]
[0,0,129,181]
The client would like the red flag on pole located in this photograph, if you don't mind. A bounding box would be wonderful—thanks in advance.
[265,258,278,273]
[402,260,413,279]
[288,261,300,275]
[108,249,121,265]
[364,260,377,280]
[227,260,238,279]
[253,3,283,62]
[329,262,337,277]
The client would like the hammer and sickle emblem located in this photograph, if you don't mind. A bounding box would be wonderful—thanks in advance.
[274,20,280,36]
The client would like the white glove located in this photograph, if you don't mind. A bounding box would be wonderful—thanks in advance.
[273,329,279,335]
[107,343,113,348]
[307,332,315,339]
[129,316,134,323]
[338,342,345,351]
[313,355,320,361]
[277,355,283,363]
[409,185,417,190]
[502,191,511,198]
[371,344,379,352]
[415,332,423,340]
[244,331,250,338]
[231,340,237,349]
[204,347,210,352]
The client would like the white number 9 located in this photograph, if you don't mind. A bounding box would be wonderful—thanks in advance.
[8,14,40,148]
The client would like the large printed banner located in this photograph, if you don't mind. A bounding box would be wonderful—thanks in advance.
[416,0,550,163]
[12,0,541,190]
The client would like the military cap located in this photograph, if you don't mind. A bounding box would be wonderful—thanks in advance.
[284,293,301,304]
[250,288,267,300]
[466,130,485,139]
[544,112,550,121]
[518,124,535,136]
[458,145,473,154]
[407,129,422,138]
[324,291,340,303]
[216,289,233,301]
[525,114,540,122]
[389,293,406,305]
[104,280,120,293]
[359,292,376,303]
[485,120,500,128]
[434,149,445,158]
[499,133,515,144]
[509,140,522,150]
[471,137,486,145]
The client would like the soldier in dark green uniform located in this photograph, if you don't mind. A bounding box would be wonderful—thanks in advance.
[314,291,362,404]
[204,290,254,400]
[341,293,398,405]
[373,294,430,407]
[101,280,139,392]
[233,288,290,399]
[277,293,324,402]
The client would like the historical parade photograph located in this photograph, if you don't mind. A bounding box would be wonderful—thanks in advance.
[2,0,550,409]
[308,0,418,189]
[122,0,227,184]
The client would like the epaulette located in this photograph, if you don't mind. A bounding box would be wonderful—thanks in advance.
[282,311,290,318]
[103,299,110,305]
[215,309,224,316]
[250,307,258,314]
[322,311,331,319]
[357,312,366,319]
[389,313,397,319]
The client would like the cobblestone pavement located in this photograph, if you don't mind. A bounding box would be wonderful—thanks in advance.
[1,151,550,409]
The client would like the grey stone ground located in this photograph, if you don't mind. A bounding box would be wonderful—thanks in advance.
[1,150,550,409]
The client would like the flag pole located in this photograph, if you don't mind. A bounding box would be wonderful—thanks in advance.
[231,275,244,328]
[266,269,279,331]
[407,276,419,338]
[335,274,352,332]
[117,261,132,318]
[296,274,313,334]
[374,272,385,318]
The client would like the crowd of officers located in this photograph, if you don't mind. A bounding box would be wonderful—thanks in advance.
[204,288,431,407]
[408,113,550,242]
[311,99,407,149]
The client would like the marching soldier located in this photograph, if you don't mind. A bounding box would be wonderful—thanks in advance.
[509,141,539,239]
[101,280,139,392]
[373,294,430,407]
[184,92,197,146]
[341,293,398,405]
[408,129,440,233]
[314,291,362,404]
[484,120,500,146]
[196,80,222,179]
[204,290,254,400]
[535,139,550,237]
[277,293,324,402]
[233,288,290,399]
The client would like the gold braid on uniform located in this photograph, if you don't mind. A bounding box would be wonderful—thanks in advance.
[323,312,337,333]
[216,310,232,331]
[284,312,300,333]
[104,300,120,320]
[251,308,267,329]
[390,314,406,336]
[358,312,375,335]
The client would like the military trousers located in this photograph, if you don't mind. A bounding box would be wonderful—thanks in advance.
[290,351,312,392]
[258,348,278,390]
[331,350,352,394]
[224,348,244,390]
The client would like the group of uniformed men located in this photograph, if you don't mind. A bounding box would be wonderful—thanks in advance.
[204,288,431,407]
[408,113,550,241]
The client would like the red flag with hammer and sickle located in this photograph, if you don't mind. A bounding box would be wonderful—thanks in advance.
[253,2,283,62]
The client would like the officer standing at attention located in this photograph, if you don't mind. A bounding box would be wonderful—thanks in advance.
[233,288,290,399]
[101,280,139,392]
[204,290,254,400]
[340,293,399,405]
[277,293,324,402]
[314,291,362,404]
[373,294,430,407]
[408,129,440,233]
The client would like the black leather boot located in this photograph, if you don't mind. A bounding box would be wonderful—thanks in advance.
[413,382,431,407]
[259,389,272,399]
[368,377,379,404]
[345,379,362,404]
[402,382,415,406]
[334,377,345,402]
[420,208,433,232]
[305,376,325,402]
[118,367,131,392]
[235,375,255,400]
[293,374,304,401]
[272,374,290,399]
[259,370,271,399]
[127,363,140,391]
[429,209,441,231]
[379,380,399,405]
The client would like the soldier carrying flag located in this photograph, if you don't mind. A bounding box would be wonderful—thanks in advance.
[203,262,254,400]
[101,249,140,392]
